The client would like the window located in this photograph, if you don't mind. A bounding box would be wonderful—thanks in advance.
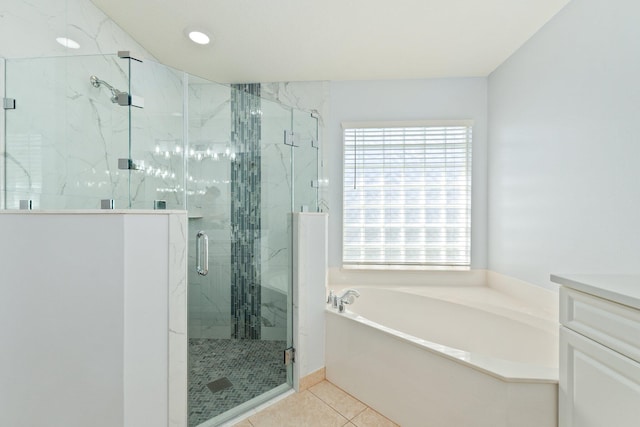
[342,121,472,268]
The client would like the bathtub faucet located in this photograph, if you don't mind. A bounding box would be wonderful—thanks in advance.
[337,289,360,312]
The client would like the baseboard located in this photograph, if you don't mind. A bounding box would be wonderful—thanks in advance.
[298,367,326,391]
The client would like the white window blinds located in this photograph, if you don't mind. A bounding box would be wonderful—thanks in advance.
[342,122,472,267]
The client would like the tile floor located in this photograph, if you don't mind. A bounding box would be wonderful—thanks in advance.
[232,380,399,427]
[189,338,286,426]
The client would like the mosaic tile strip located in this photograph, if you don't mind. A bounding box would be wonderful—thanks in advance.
[188,338,286,426]
[230,83,262,340]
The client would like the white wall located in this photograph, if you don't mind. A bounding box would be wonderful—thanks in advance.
[327,78,488,269]
[0,214,124,427]
[488,0,640,289]
[0,211,188,427]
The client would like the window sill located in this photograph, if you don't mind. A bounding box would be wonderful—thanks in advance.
[342,264,470,272]
[329,266,483,288]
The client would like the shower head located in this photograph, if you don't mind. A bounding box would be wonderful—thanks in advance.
[89,75,127,104]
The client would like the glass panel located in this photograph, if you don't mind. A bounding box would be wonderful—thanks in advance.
[292,109,319,212]
[260,96,293,351]
[187,76,233,342]
[129,58,186,210]
[258,93,295,408]
[1,57,5,210]
[4,54,129,209]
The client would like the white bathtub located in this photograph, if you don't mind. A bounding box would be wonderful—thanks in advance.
[325,273,559,427]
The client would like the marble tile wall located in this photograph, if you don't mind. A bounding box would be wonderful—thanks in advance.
[167,212,189,427]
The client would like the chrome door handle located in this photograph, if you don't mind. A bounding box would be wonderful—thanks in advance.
[196,231,209,276]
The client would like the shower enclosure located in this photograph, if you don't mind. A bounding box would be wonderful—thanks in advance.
[1,52,319,426]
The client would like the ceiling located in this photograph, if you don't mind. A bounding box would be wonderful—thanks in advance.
[90,0,570,84]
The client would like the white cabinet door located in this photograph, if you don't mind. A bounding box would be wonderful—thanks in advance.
[560,327,640,427]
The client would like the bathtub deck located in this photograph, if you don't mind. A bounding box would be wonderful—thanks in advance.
[397,285,557,330]
[334,284,558,333]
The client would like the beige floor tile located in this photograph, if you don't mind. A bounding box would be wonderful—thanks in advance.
[351,408,399,427]
[248,390,348,427]
[231,420,253,427]
[309,381,367,420]
[300,367,326,391]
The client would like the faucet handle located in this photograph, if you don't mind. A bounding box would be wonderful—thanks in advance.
[341,294,357,305]
[327,290,335,304]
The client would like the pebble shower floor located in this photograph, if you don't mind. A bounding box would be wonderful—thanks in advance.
[188,338,287,426]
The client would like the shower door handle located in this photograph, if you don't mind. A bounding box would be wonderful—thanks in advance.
[196,231,209,276]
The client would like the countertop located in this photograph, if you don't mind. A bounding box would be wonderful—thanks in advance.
[551,274,640,310]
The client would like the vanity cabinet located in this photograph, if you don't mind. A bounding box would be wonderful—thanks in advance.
[553,275,640,427]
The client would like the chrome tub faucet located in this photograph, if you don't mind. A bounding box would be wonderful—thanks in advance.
[327,288,359,312]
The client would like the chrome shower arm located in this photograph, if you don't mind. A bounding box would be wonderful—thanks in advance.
[90,75,126,102]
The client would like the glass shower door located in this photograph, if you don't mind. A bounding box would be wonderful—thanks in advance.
[186,81,294,426]
[186,78,236,426]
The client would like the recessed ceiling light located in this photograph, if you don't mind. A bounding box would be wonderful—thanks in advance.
[187,30,211,45]
[56,37,80,49]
